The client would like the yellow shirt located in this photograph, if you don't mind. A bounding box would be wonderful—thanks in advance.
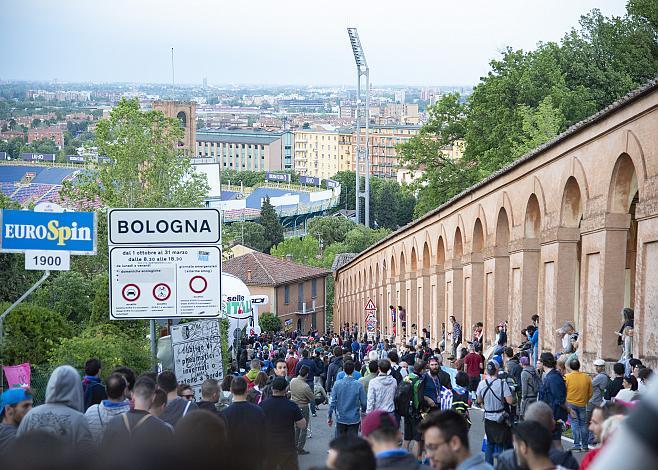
[565,370,593,407]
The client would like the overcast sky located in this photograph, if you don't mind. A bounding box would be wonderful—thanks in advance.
[1,0,628,86]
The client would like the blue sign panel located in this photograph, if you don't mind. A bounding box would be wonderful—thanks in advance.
[300,176,321,186]
[0,210,96,253]
[0,152,7,160]
[97,156,112,164]
[265,172,290,183]
[325,179,339,189]
[20,153,55,162]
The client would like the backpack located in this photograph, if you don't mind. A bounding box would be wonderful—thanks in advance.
[498,371,518,406]
[451,389,471,426]
[390,364,403,384]
[394,380,414,417]
[521,369,541,399]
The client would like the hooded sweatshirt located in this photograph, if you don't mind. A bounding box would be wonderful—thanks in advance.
[325,355,344,393]
[17,365,93,448]
[84,399,131,444]
[367,373,398,413]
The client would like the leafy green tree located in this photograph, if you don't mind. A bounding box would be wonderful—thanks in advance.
[48,324,151,377]
[331,171,357,211]
[512,96,564,157]
[307,216,355,246]
[271,236,320,265]
[0,302,73,365]
[259,312,282,333]
[33,271,94,324]
[20,138,59,156]
[259,197,283,252]
[223,221,269,252]
[63,98,209,209]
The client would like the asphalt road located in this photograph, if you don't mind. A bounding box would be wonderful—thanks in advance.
[298,407,580,469]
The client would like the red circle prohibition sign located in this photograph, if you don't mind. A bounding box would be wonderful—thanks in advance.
[122,284,141,302]
[189,275,208,294]
[152,283,172,301]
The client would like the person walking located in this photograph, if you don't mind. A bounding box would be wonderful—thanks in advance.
[361,409,433,470]
[260,376,306,470]
[603,363,625,400]
[537,352,568,449]
[512,421,562,470]
[0,388,33,453]
[17,365,93,449]
[587,359,609,445]
[419,409,492,470]
[519,356,541,419]
[84,372,131,445]
[449,315,462,359]
[477,361,514,465]
[328,360,367,438]
[326,346,344,393]
[197,378,221,416]
[157,370,198,426]
[464,344,483,393]
[367,359,398,413]
[564,358,592,452]
[290,366,314,455]
[220,377,267,470]
[359,360,379,394]
[82,358,107,411]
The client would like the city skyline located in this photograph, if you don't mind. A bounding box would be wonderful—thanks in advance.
[1,0,627,86]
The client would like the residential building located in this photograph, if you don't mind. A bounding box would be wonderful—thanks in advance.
[223,252,331,333]
[354,124,420,178]
[196,129,285,171]
[293,128,353,179]
[27,126,64,148]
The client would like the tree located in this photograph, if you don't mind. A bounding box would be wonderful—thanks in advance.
[20,138,59,156]
[259,312,281,333]
[62,98,209,209]
[331,171,357,211]
[223,221,269,252]
[48,324,151,376]
[0,302,73,365]
[33,271,94,324]
[270,236,320,265]
[307,216,355,246]
[512,96,564,158]
[259,197,283,252]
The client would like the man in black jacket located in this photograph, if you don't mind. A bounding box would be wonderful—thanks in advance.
[197,379,221,416]
[325,347,344,393]
[604,363,625,400]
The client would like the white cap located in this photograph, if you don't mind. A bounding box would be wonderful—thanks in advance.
[593,359,605,366]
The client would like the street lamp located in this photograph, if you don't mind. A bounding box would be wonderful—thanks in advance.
[347,27,370,227]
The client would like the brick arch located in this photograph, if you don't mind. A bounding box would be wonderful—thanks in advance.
[454,226,464,260]
[472,218,485,253]
[608,153,639,213]
[411,246,418,271]
[436,235,446,266]
[399,250,407,275]
[495,206,512,248]
[560,176,584,227]
[422,241,431,269]
[524,193,543,239]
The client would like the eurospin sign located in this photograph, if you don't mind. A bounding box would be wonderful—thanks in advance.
[0,209,97,254]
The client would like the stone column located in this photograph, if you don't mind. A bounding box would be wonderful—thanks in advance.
[539,227,580,353]
[508,239,540,346]
[443,258,463,349]
[634,199,658,368]
[419,268,431,345]
[483,246,510,349]
[579,213,630,363]
[429,266,445,348]
[462,253,484,341]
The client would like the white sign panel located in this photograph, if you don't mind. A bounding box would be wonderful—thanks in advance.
[25,250,71,271]
[108,208,221,245]
[109,245,221,319]
[171,319,224,400]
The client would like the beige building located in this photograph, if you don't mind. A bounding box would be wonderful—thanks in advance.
[196,129,284,171]
[335,79,658,370]
[354,125,420,179]
[152,101,196,156]
[294,129,353,179]
[223,252,331,333]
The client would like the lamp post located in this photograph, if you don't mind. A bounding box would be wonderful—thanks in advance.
[347,27,370,227]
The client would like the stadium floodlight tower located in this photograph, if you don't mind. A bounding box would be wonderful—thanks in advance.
[347,27,370,227]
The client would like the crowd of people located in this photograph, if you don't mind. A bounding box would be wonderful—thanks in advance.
[0,306,656,470]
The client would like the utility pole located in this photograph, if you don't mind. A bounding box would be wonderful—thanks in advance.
[347,28,370,227]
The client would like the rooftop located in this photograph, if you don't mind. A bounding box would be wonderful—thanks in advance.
[223,251,331,287]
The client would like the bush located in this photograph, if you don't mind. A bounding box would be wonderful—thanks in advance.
[259,312,282,333]
[33,271,94,324]
[0,302,73,365]
[48,323,151,377]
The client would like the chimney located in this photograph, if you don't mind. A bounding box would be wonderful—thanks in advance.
[286,254,293,261]
[247,269,252,282]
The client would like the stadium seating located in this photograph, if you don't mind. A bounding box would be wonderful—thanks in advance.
[31,167,78,184]
[0,165,45,182]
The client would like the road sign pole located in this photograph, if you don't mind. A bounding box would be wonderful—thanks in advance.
[150,319,158,373]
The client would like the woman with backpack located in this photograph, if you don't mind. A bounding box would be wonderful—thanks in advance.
[519,355,541,418]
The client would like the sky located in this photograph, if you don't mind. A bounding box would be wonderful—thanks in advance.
[0,0,629,86]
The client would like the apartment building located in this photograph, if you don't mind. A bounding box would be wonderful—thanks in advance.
[293,128,353,179]
[353,124,420,178]
[196,129,289,171]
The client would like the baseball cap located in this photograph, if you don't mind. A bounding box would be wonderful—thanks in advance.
[272,376,289,392]
[361,410,398,437]
[0,388,32,417]
[593,359,605,367]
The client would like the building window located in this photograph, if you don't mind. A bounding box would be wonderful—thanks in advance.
[312,279,317,298]
[284,286,290,304]
[298,282,304,311]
